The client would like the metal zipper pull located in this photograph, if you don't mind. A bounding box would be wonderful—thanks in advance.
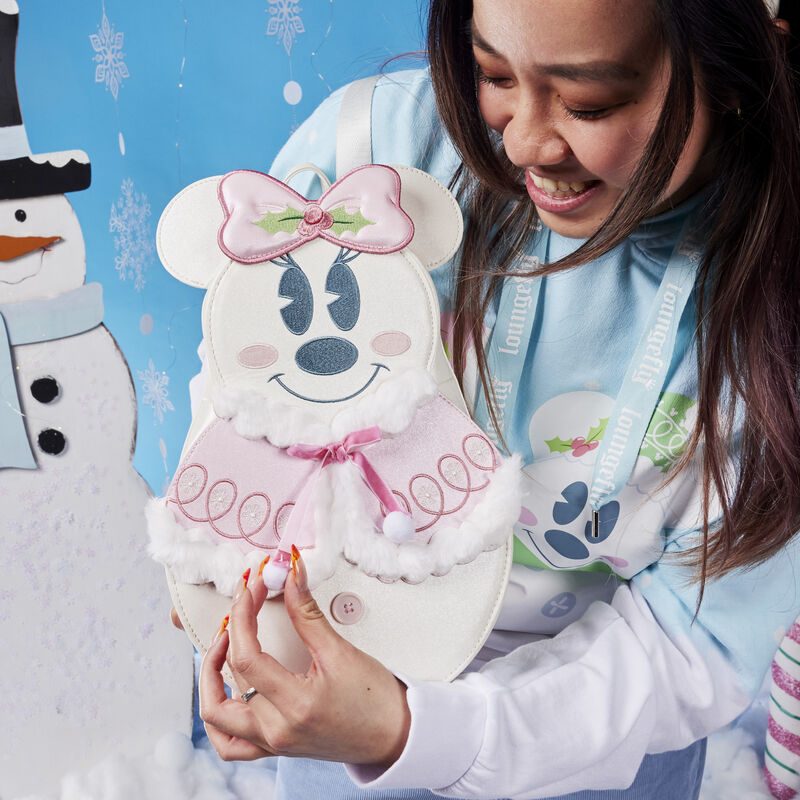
[591,509,600,539]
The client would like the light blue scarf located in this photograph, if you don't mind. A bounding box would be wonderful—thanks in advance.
[0,282,104,469]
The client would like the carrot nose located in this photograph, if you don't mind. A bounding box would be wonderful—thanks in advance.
[0,235,61,261]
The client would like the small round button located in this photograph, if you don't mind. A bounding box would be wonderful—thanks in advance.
[38,428,66,455]
[330,592,365,625]
[30,376,60,404]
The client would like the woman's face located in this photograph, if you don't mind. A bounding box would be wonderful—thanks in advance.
[472,0,715,238]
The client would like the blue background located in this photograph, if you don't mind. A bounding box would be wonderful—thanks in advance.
[15,0,426,492]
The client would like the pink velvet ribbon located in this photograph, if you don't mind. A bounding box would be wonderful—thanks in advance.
[217,165,414,263]
[275,426,409,563]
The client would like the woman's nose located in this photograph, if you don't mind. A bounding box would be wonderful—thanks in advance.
[502,99,571,168]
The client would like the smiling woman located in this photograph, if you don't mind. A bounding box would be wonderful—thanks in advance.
[468,0,716,237]
[191,0,800,798]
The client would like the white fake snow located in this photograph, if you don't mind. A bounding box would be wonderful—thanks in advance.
[11,723,774,800]
[13,656,773,800]
[12,733,277,800]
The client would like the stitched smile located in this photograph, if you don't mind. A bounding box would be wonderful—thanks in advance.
[268,363,389,404]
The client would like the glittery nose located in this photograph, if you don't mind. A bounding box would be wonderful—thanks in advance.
[294,337,358,375]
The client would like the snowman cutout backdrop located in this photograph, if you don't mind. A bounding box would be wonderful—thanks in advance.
[147,159,522,682]
[0,5,192,797]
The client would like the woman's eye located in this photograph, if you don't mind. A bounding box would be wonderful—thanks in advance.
[325,259,360,331]
[278,268,313,335]
[562,102,620,121]
[475,65,511,88]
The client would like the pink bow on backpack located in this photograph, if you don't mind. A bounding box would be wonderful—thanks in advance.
[261,426,416,592]
[217,164,415,263]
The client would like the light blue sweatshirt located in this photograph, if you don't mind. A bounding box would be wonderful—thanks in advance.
[269,68,800,798]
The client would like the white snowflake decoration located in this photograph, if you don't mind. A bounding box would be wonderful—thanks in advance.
[241,500,267,529]
[137,359,175,425]
[442,459,466,486]
[178,470,203,498]
[208,485,232,514]
[413,479,439,511]
[465,437,491,465]
[266,0,305,55]
[89,13,129,101]
[109,178,155,291]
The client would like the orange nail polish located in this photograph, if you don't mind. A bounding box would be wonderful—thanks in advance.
[241,567,251,588]
[291,544,300,560]
[258,555,270,577]
[218,615,230,637]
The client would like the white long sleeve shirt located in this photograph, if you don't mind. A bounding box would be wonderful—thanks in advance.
[265,68,800,798]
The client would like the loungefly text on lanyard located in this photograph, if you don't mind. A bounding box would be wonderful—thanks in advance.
[474,212,705,539]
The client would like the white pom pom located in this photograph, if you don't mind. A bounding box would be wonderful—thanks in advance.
[382,511,415,543]
[262,560,290,591]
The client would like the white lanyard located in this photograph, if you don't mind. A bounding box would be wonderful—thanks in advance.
[474,214,703,536]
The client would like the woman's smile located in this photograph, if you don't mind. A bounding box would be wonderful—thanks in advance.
[525,170,601,213]
[472,0,715,238]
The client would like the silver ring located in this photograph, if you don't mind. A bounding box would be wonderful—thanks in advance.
[241,687,258,703]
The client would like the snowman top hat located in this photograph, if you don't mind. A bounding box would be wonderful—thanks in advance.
[0,2,90,201]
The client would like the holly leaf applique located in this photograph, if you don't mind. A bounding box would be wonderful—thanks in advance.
[586,417,609,443]
[545,436,574,454]
[328,206,374,235]
[545,417,608,455]
[253,209,304,235]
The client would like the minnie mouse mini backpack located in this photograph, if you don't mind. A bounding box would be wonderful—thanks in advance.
[147,77,522,681]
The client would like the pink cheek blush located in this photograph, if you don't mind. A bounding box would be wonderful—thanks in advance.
[371,331,411,357]
[237,344,278,369]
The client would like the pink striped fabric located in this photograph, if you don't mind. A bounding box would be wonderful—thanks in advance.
[770,716,800,754]
[766,617,800,799]
[790,623,800,645]
[773,662,800,701]
[766,770,797,800]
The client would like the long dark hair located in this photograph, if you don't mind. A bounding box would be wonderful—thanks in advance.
[427,0,800,587]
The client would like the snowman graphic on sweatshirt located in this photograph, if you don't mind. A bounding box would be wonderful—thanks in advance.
[514,389,705,579]
[0,5,192,797]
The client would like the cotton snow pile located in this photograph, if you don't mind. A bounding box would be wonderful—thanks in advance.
[11,732,277,800]
[12,705,776,800]
[700,727,771,799]
[700,691,772,800]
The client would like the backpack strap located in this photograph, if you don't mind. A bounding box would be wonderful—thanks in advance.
[335,74,379,178]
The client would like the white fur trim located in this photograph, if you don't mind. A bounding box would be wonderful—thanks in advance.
[213,389,332,447]
[146,497,264,596]
[147,469,362,597]
[341,454,523,583]
[330,368,438,438]
[213,368,438,445]
[148,453,521,593]
[149,370,521,595]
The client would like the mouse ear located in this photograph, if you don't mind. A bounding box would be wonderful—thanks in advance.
[394,165,463,271]
[157,176,231,288]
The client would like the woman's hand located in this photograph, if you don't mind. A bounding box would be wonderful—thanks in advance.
[198,550,412,766]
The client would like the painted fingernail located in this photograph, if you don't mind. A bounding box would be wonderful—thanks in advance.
[234,568,251,601]
[291,544,300,578]
[258,555,270,578]
[213,614,230,643]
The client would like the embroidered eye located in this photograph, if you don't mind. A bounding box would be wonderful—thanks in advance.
[325,259,360,331]
[278,268,313,335]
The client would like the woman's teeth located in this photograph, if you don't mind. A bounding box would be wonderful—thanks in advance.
[530,173,590,198]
